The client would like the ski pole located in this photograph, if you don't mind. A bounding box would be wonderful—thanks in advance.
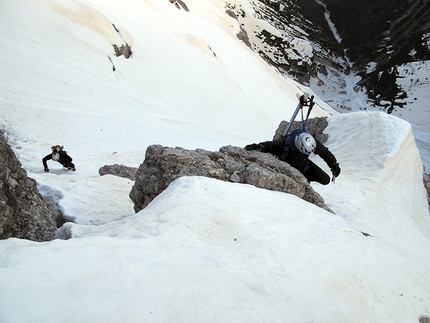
[303,96,315,129]
[301,104,305,130]
[283,100,302,137]
[283,93,310,137]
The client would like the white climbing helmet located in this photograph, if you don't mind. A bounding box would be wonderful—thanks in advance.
[294,132,316,155]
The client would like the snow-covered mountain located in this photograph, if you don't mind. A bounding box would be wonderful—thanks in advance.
[0,0,429,322]
[324,0,430,108]
[220,0,430,167]
[224,0,352,106]
[322,0,430,167]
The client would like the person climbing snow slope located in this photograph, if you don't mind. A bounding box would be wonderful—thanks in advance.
[42,145,76,172]
[245,128,340,185]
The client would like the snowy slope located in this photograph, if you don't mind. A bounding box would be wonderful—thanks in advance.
[0,0,328,156]
[0,0,429,322]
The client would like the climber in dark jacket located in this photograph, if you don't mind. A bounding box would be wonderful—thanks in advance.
[245,129,340,185]
[42,145,76,172]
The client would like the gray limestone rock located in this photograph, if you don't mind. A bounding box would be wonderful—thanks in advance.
[99,164,137,181]
[129,144,332,213]
[423,170,430,211]
[273,117,329,143]
[0,133,57,241]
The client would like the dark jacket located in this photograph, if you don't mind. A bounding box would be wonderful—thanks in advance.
[251,136,337,173]
[42,151,73,168]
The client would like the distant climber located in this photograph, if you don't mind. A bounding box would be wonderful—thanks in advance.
[42,145,76,172]
[245,129,340,185]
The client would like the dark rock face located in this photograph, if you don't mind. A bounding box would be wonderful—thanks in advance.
[324,0,430,65]
[424,171,430,210]
[169,0,189,11]
[99,164,137,181]
[0,134,57,241]
[322,0,430,112]
[129,144,332,214]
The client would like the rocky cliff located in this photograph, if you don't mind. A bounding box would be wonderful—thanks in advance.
[225,0,349,92]
[0,133,58,241]
[323,0,430,112]
[224,0,430,113]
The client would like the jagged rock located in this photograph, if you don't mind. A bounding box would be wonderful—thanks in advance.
[99,164,137,181]
[169,0,189,11]
[423,170,430,210]
[273,117,329,143]
[129,144,332,213]
[113,43,132,59]
[0,133,57,241]
[420,315,430,323]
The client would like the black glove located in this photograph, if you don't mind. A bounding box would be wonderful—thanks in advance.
[245,143,263,151]
[44,167,49,173]
[330,162,341,177]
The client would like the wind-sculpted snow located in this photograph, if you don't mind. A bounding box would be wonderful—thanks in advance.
[316,111,430,239]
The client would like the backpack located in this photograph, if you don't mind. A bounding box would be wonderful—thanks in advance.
[283,129,305,157]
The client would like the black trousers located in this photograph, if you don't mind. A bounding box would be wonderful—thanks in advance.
[302,160,330,185]
[61,161,75,169]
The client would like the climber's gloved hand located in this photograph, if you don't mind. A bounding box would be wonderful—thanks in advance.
[245,143,263,151]
[330,162,341,178]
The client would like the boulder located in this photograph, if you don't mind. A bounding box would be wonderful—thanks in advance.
[273,117,329,143]
[99,164,137,181]
[0,133,57,241]
[420,315,430,323]
[113,43,132,59]
[129,144,332,213]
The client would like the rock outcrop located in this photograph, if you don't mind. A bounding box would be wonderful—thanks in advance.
[0,133,57,241]
[273,116,329,143]
[129,144,332,213]
[129,117,332,213]
[424,170,430,210]
[113,43,132,59]
[99,164,137,181]
[169,0,189,11]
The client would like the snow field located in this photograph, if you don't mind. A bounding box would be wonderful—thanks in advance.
[0,0,429,322]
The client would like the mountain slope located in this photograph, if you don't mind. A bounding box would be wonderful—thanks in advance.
[0,0,429,322]
[225,0,430,168]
